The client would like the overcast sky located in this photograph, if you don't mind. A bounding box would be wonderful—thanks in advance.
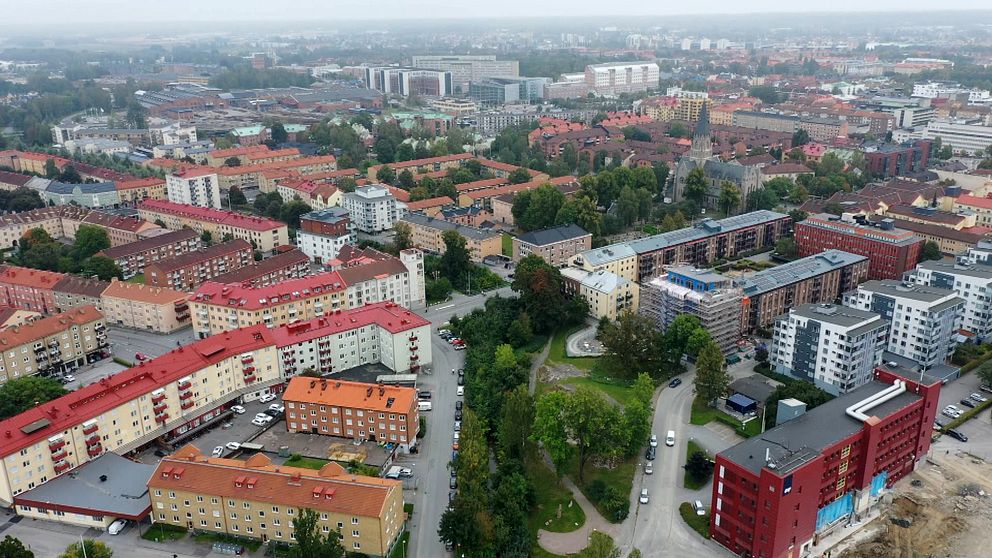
[7,1,987,25]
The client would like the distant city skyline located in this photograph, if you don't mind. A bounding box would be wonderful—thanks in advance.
[5,1,987,25]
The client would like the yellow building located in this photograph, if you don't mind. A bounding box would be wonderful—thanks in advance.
[570,244,638,282]
[400,213,502,263]
[0,305,107,382]
[137,199,290,253]
[101,279,191,333]
[148,446,404,556]
[561,268,639,321]
[116,177,168,203]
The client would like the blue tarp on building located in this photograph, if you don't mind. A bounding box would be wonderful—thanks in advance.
[726,393,757,414]
[870,470,889,497]
[816,492,853,531]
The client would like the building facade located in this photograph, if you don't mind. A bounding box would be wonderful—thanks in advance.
[297,208,357,264]
[166,168,221,209]
[145,239,253,292]
[512,224,592,268]
[209,249,311,288]
[0,305,108,382]
[583,61,660,95]
[640,267,743,354]
[908,260,992,339]
[795,214,923,280]
[342,186,406,233]
[98,229,201,280]
[138,200,289,253]
[400,213,501,263]
[561,268,640,321]
[864,141,932,179]
[410,55,519,92]
[100,279,191,333]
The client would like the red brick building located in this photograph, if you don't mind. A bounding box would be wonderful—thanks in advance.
[710,369,940,558]
[795,214,923,280]
[145,239,252,291]
[864,140,932,179]
[0,265,64,313]
[209,248,311,288]
[98,228,201,280]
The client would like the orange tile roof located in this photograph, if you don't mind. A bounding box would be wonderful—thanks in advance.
[138,200,286,232]
[955,195,992,210]
[0,305,103,347]
[0,265,65,289]
[369,153,472,174]
[246,148,300,161]
[172,167,218,179]
[116,177,166,191]
[405,196,455,211]
[387,186,410,202]
[149,446,399,518]
[454,177,508,192]
[283,377,418,417]
[208,145,271,160]
[464,176,578,200]
[191,272,347,311]
[102,279,188,304]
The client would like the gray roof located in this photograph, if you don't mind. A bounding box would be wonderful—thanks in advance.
[401,212,500,242]
[302,207,350,225]
[788,303,884,330]
[46,181,117,194]
[917,259,992,280]
[728,374,780,403]
[580,269,629,293]
[667,266,730,285]
[720,379,922,476]
[13,453,154,519]
[516,224,590,247]
[857,280,961,308]
[743,250,867,297]
[628,210,789,256]
[575,244,637,266]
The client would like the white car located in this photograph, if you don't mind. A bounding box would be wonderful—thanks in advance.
[259,393,277,403]
[226,442,241,451]
[254,413,273,422]
[453,431,460,441]
[942,408,961,419]
[107,519,127,535]
[63,374,76,383]
[251,417,268,427]
[454,421,461,431]
[649,434,658,448]
[970,393,988,403]
[231,405,246,414]
[693,500,706,516]
[269,404,285,413]
[639,489,649,504]
[212,446,224,457]
[456,386,464,397]
[644,462,653,475]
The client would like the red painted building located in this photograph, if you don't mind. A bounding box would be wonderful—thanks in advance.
[864,140,932,179]
[795,214,923,280]
[709,368,940,558]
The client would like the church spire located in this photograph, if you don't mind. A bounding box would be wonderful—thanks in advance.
[687,101,712,161]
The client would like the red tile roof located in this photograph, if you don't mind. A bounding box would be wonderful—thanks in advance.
[138,200,286,232]
[955,194,992,210]
[99,228,199,260]
[191,271,347,311]
[115,177,166,191]
[405,196,455,211]
[369,153,472,174]
[0,326,276,456]
[387,186,410,203]
[0,265,65,289]
[208,145,270,160]
[172,167,217,179]
[271,302,429,346]
[0,305,103,347]
[283,376,417,417]
[454,177,509,192]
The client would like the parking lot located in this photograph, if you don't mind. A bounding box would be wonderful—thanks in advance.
[932,371,992,457]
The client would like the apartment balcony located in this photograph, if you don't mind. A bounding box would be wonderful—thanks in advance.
[86,434,101,446]
[241,356,254,365]
[178,380,192,390]
[409,345,418,352]
[34,345,46,354]
[48,439,66,452]
[410,354,419,361]
[151,393,166,405]
[244,374,256,383]
[153,403,168,414]
[179,391,193,400]
[48,339,59,347]
[82,423,99,436]
[50,450,68,462]
[154,413,169,423]
[54,462,72,474]
[408,335,418,342]
[181,400,195,410]
[87,444,103,457]
[242,366,256,374]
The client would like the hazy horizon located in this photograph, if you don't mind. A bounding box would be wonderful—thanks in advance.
[2,1,989,26]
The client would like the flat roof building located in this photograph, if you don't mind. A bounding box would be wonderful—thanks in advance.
[640,267,743,354]
[795,214,923,280]
[513,224,592,268]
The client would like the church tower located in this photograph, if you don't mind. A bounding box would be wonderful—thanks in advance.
[687,102,713,161]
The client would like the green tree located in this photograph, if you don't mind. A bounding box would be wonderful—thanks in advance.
[561,142,579,170]
[125,100,147,129]
[228,186,247,206]
[224,156,242,167]
[57,540,112,558]
[394,142,415,162]
[291,508,345,558]
[532,386,623,482]
[684,449,714,485]
[397,169,416,190]
[788,209,808,223]
[662,314,704,367]
[598,312,665,379]
[511,254,570,334]
[631,166,658,194]
[269,122,288,144]
[0,376,69,420]
[0,535,33,558]
[976,360,992,388]
[937,144,953,160]
[668,122,688,138]
[683,167,708,212]
[580,532,621,558]
[392,222,413,252]
[58,165,83,184]
[555,196,602,236]
[694,341,731,405]
[337,177,357,193]
[280,199,313,229]
[775,237,798,258]
[200,230,213,245]
[749,85,781,105]
[81,256,123,281]
[615,186,640,226]
[376,165,396,184]
[920,240,942,261]
[791,129,811,147]
[508,167,532,184]
[746,187,778,211]
[73,225,110,259]
[718,181,741,216]
[497,385,534,462]
[44,158,60,178]
[764,382,834,429]
[440,230,472,289]
[514,184,565,231]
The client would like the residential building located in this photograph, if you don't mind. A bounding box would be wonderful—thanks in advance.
[410,55,519,92]
[710,370,941,558]
[342,185,406,233]
[0,325,280,506]
[429,98,478,116]
[583,61,660,95]
[145,239,253,292]
[0,206,161,250]
[732,110,799,134]
[100,279,191,333]
[52,275,108,313]
[400,213,501,263]
[0,265,63,313]
[908,259,992,339]
[570,244,639,282]
[363,67,453,97]
[0,305,107,382]
[166,168,221,209]
[512,224,592,268]
[115,177,168,204]
[148,446,404,556]
[41,181,120,208]
[771,304,888,395]
[844,280,963,369]
[795,214,923,280]
[741,250,870,333]
[921,120,992,155]
[97,229,201,280]
[760,163,814,183]
[797,116,849,143]
[189,273,348,338]
[877,216,988,256]
[282,376,421,450]
[640,267,743,354]
[297,208,357,264]
[209,249,311,288]
[864,141,932,179]
[367,154,472,182]
[138,200,289,253]
[335,250,426,311]
[561,268,639,321]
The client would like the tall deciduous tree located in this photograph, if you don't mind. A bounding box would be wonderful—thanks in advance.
[511,254,568,334]
[718,181,741,216]
[0,376,69,420]
[598,312,665,379]
[508,167,532,184]
[291,508,345,558]
[683,167,708,212]
[555,196,602,236]
[73,225,110,259]
[497,385,534,462]
[532,386,624,482]
[0,535,33,558]
[440,230,472,289]
[694,340,731,405]
[57,540,112,558]
[392,222,413,252]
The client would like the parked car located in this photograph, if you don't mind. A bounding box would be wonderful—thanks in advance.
[251,417,267,427]
[457,376,464,386]
[134,353,149,362]
[668,377,682,388]
[231,405,246,414]
[649,434,658,448]
[212,446,225,457]
[259,393,277,403]
[264,409,282,418]
[449,477,457,489]
[438,329,451,336]
[454,344,467,351]
[960,398,976,409]
[454,409,463,420]
[455,400,463,410]
[970,392,988,403]
[452,339,465,346]
[107,519,128,535]
[693,500,706,516]
[457,386,464,396]
[222,422,233,429]
[269,404,285,413]
[644,462,653,475]
[646,446,656,460]
[454,421,461,431]
[419,390,432,400]
[639,489,649,504]
[933,419,945,431]
[453,431,460,442]
[226,442,241,451]
[942,408,961,419]
[665,430,676,447]
[947,429,969,442]
[254,413,274,423]
[981,384,992,394]
[63,374,76,383]
[153,449,168,457]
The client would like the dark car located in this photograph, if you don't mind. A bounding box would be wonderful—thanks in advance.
[454,409,463,420]
[947,429,969,442]
[264,409,282,418]
[449,491,456,503]
[455,400,463,411]
[449,477,458,489]
[669,377,682,388]
[418,390,432,400]
[646,446,657,460]
[457,376,464,386]
[959,398,976,409]
[154,449,168,457]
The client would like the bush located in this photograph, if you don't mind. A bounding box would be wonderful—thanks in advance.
[418,416,426,438]
[586,479,608,502]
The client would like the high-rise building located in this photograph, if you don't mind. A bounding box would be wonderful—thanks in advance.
[640,267,743,354]
[468,77,550,105]
[411,55,519,92]
[362,67,453,97]
[583,61,660,96]
[341,185,407,233]
[794,214,923,280]
[772,304,888,394]
[166,168,220,209]
[908,259,992,339]
[297,207,357,264]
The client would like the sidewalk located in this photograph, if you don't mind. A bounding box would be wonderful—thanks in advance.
[537,476,621,555]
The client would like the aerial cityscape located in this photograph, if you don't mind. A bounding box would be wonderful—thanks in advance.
[1,5,992,558]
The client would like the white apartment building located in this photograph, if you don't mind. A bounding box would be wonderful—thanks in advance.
[912,82,991,103]
[342,185,406,233]
[584,61,660,96]
[296,207,357,264]
[771,304,888,395]
[410,55,519,92]
[166,168,221,209]
[921,120,992,155]
[908,259,992,339]
[843,279,964,369]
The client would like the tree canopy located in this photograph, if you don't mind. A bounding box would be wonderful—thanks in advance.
[0,376,69,420]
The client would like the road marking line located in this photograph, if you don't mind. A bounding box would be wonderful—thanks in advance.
[436,304,455,310]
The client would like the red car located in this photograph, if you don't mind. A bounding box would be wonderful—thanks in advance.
[451,339,465,346]
[135,352,149,361]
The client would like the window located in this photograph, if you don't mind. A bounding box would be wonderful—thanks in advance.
[352,530,360,537]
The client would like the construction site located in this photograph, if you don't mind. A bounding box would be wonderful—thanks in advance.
[833,448,992,558]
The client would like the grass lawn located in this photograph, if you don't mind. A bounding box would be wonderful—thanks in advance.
[141,523,187,542]
[546,325,600,371]
[283,455,330,470]
[126,274,145,284]
[690,395,758,438]
[566,453,636,524]
[387,531,411,558]
[683,440,711,490]
[193,531,263,552]
[502,232,513,257]
[527,455,586,535]
[563,376,635,407]
[679,502,711,539]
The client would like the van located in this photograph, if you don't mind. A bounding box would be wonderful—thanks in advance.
[418,401,432,412]
[693,500,706,516]
[665,430,675,447]
[108,519,127,535]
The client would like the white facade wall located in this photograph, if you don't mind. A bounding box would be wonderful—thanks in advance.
[298,230,354,263]
[166,173,220,209]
